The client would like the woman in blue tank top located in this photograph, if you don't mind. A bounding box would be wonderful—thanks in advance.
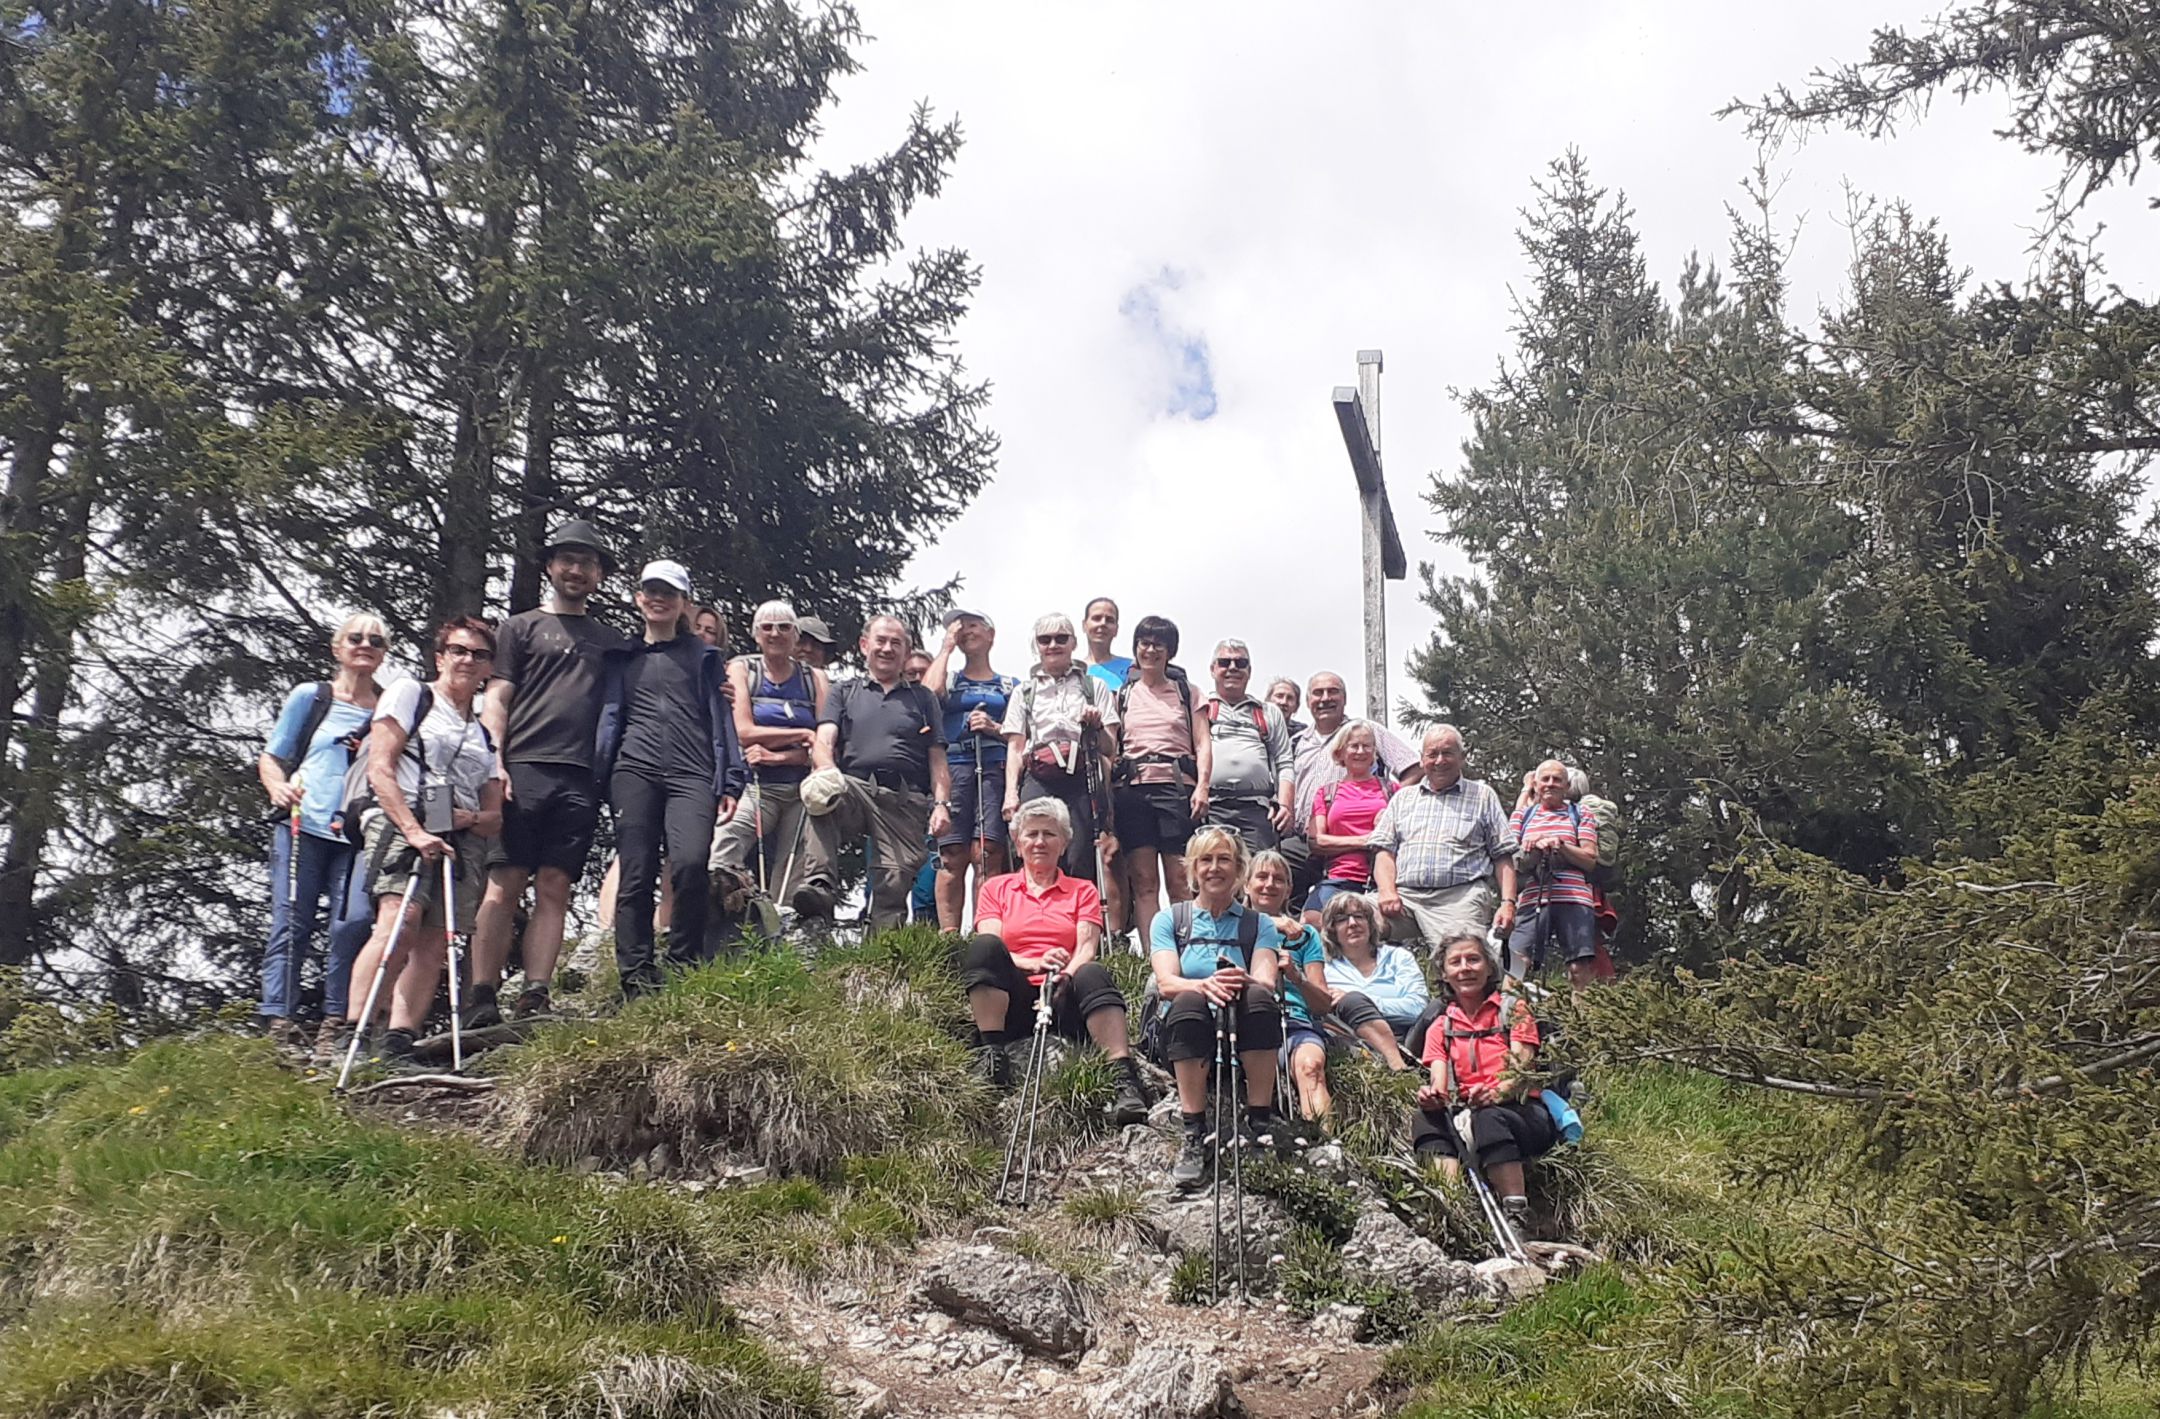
[714,601,830,919]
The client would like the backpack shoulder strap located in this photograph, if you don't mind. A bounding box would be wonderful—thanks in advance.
[1566,801,1584,841]
[1236,906,1261,956]
[1170,899,1196,950]
[280,681,336,773]
[1252,703,1268,738]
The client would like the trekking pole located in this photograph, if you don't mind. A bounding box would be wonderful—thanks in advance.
[1210,998,1227,1305]
[972,737,986,926]
[1453,1104,1532,1264]
[1226,983,1248,1304]
[337,873,423,1090]
[442,853,464,1073]
[996,968,1060,1205]
[284,777,304,1013]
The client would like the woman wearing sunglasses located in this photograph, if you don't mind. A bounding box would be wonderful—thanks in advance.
[255,614,388,1046]
[1001,611,1120,885]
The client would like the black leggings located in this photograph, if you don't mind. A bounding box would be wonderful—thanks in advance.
[1160,983,1284,1063]
[1332,989,1391,1034]
[961,933,1126,1040]
[1410,1099,1557,1167]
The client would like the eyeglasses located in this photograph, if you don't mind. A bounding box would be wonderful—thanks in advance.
[1215,657,1250,670]
[756,622,794,633]
[443,644,494,661]
[344,633,387,649]
[1037,634,1073,646]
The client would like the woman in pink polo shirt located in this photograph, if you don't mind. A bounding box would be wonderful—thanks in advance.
[1303,719,1397,926]
[1409,933,1554,1228]
[963,796,1153,1128]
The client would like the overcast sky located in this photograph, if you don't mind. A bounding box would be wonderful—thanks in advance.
[812,3,2157,721]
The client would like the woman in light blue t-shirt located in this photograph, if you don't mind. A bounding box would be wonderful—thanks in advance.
[255,613,385,1042]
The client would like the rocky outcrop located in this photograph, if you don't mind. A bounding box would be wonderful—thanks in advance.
[1338,1207,1481,1308]
[1083,1341,1243,1419]
[919,1245,1095,1359]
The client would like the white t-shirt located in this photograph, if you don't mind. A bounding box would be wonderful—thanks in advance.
[373,679,500,812]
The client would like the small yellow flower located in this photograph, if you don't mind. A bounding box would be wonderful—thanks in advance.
[127,1105,147,1115]
[724,1040,740,1053]
[550,1235,568,1245]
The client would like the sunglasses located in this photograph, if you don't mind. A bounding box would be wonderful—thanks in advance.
[1037,633,1073,646]
[343,632,387,649]
[1215,657,1250,669]
[756,621,795,633]
[443,644,494,661]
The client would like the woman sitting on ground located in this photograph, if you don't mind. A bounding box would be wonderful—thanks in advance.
[256,612,386,1045]
[1319,893,1428,1052]
[1255,870,1418,1122]
[1147,826,1285,1189]
[964,797,1152,1126]
[1410,933,1553,1230]
[1303,719,1396,926]
[326,617,504,1067]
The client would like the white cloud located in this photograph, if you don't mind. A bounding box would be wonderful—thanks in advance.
[812,2,2158,723]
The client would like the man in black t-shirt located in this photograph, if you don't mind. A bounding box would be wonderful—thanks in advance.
[468,518,627,1023]
[799,614,952,931]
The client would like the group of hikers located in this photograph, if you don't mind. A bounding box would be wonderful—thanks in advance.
[258,517,1618,1208]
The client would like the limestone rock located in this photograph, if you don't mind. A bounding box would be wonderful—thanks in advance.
[1339,1206,1480,1308]
[1083,1341,1243,1419]
[1140,1190,1292,1283]
[920,1245,1094,1360]
[1474,1256,1548,1302]
[1311,1301,1367,1342]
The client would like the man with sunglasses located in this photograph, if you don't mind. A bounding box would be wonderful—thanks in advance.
[1202,639,1295,850]
[467,518,626,1025]
[1001,612,1119,885]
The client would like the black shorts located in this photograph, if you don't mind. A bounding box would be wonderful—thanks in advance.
[500,761,601,874]
[1114,783,1195,854]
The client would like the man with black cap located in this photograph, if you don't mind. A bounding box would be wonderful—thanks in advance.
[468,517,626,1024]
[798,613,952,931]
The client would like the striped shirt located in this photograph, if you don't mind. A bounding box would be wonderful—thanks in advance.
[1367,776,1518,890]
[1511,802,1598,910]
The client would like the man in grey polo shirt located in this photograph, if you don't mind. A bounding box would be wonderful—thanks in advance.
[1368,723,1520,960]
[799,614,953,931]
[1201,637,1294,849]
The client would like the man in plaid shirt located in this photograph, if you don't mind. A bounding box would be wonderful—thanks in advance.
[1368,724,1520,962]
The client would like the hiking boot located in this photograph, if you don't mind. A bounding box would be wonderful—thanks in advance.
[971,1042,1014,1091]
[789,881,835,921]
[312,1018,357,1068]
[1171,1129,1210,1190]
[462,986,502,1032]
[1109,1059,1152,1126]
[510,983,553,1020]
[262,1015,307,1049]
[1501,1195,1533,1231]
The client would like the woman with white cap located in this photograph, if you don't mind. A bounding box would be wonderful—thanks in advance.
[594,559,745,996]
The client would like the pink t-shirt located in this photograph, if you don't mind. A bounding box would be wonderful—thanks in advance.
[1119,678,1193,785]
[1314,775,1394,885]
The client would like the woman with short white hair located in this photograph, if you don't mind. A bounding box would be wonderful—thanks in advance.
[712,598,829,935]
[255,612,387,1046]
[964,794,1152,1127]
[1002,610,1120,885]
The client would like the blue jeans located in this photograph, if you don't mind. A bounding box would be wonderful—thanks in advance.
[261,824,360,1019]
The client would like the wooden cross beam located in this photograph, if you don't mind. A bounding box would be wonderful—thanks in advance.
[1331,349,1406,725]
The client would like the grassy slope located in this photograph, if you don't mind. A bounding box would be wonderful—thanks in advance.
[1,935,2153,1418]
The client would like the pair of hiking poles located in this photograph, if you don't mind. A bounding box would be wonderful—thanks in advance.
[996,967,1063,1207]
[1210,984,1251,1305]
[746,772,812,941]
[335,851,468,1090]
[1438,1048,1534,1266]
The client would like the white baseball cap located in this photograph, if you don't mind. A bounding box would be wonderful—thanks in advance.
[638,559,692,596]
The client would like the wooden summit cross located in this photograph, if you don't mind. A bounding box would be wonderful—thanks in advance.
[1331,349,1407,726]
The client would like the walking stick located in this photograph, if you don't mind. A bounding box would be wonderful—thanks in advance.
[442,853,464,1073]
[973,736,987,925]
[1442,1048,1532,1264]
[284,777,304,1014]
[996,968,1061,1206]
[1210,998,1227,1304]
[1226,981,1248,1303]
[337,873,423,1090]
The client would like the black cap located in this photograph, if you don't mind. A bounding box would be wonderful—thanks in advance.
[543,517,617,575]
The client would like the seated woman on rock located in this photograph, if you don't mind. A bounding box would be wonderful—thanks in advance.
[1410,933,1553,1230]
[1147,825,1285,1188]
[964,796,1153,1126]
[1253,867,1418,1122]
[1319,893,1428,1055]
